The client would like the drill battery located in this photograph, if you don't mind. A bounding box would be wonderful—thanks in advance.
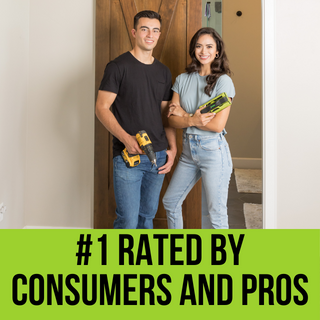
[121,149,140,168]
[199,92,232,114]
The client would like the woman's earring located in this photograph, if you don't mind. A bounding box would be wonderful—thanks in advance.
[215,53,219,58]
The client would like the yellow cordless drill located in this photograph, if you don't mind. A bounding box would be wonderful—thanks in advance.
[121,130,157,168]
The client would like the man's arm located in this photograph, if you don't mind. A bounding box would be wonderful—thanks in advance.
[95,90,142,154]
[157,100,177,174]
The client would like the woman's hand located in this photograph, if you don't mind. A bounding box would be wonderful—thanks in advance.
[167,103,187,118]
[190,105,216,127]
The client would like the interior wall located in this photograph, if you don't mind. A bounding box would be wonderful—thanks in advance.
[0,0,29,229]
[222,0,262,161]
[275,0,320,228]
[24,0,95,228]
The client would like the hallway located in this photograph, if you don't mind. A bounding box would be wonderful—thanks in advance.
[202,170,262,229]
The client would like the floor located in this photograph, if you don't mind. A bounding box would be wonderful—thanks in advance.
[202,170,262,229]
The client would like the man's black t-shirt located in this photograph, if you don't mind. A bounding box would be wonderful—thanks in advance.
[99,52,173,158]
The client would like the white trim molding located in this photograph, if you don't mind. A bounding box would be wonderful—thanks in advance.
[232,158,262,170]
[262,0,277,229]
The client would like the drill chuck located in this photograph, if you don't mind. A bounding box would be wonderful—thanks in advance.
[143,145,157,167]
[136,130,157,167]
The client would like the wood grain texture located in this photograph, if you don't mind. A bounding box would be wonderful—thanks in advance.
[160,0,187,81]
[186,0,202,65]
[95,0,203,229]
[180,0,202,229]
[153,0,179,60]
[135,0,161,12]
[155,0,186,225]
[111,0,132,60]
[119,0,137,49]
[94,0,112,228]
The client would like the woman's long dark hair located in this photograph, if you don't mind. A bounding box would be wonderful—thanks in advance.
[186,27,231,96]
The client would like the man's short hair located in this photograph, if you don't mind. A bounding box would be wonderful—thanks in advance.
[133,10,162,30]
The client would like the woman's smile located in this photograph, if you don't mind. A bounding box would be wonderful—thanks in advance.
[195,34,219,67]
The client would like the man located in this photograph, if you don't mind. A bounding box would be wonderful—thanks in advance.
[96,10,177,229]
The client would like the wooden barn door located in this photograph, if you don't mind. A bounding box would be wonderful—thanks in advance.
[94,0,202,228]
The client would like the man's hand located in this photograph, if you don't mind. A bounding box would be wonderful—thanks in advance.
[123,135,143,154]
[158,149,176,174]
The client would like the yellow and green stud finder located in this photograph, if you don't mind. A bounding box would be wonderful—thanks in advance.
[199,92,232,114]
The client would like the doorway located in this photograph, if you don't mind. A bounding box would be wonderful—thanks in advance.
[93,0,276,229]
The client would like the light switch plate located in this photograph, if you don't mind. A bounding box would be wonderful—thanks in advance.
[0,203,6,222]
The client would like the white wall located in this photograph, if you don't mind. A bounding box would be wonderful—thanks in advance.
[275,0,320,228]
[0,0,95,228]
[24,0,95,228]
[0,0,29,229]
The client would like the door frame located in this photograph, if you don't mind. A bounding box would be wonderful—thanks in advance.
[262,0,277,228]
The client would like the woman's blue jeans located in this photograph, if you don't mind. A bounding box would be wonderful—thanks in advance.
[163,133,232,229]
[113,150,167,229]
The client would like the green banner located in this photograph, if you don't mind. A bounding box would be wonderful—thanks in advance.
[0,230,319,319]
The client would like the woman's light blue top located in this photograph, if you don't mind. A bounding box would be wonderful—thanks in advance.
[172,72,235,136]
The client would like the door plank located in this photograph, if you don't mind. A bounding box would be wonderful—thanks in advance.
[182,0,202,229]
[186,0,202,64]
[153,0,179,60]
[119,0,138,49]
[94,0,111,228]
[111,0,133,60]
[155,0,187,225]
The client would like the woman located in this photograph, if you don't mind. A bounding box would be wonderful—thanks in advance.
[162,27,235,229]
